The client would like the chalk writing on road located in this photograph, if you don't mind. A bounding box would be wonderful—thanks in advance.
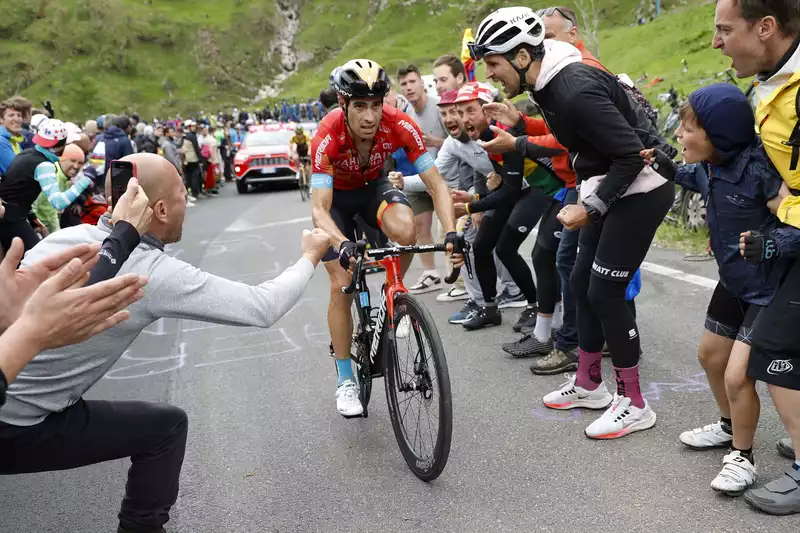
[104,328,304,379]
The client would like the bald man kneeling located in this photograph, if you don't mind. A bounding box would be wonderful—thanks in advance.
[0,154,331,533]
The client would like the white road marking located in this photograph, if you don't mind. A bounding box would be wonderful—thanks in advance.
[225,215,312,233]
[640,261,717,290]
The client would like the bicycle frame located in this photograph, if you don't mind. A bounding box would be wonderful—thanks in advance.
[345,242,470,372]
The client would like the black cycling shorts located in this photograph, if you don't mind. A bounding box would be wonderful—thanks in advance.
[704,282,761,344]
[747,259,800,390]
[296,144,309,158]
[322,178,411,263]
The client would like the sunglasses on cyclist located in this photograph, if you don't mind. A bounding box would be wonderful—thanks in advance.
[536,6,578,28]
[467,42,491,62]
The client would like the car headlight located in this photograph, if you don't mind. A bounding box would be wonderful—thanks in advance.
[234,165,241,173]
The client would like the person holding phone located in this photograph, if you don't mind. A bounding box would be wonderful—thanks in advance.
[0,119,94,252]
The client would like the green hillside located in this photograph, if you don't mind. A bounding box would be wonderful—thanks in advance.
[0,0,732,121]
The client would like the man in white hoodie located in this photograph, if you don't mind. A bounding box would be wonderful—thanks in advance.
[0,153,330,533]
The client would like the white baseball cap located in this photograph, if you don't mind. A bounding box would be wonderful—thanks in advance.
[33,119,67,148]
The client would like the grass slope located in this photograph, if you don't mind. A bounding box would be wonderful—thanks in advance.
[2,0,278,120]
[2,0,733,121]
[281,0,731,104]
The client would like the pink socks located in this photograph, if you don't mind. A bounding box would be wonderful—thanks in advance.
[614,365,645,409]
[575,350,603,390]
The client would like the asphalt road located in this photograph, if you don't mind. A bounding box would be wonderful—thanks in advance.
[2,183,797,533]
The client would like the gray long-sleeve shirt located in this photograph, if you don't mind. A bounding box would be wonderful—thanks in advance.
[1,217,316,426]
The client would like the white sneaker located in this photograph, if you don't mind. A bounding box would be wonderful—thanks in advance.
[187,200,197,207]
[679,422,733,450]
[188,195,197,202]
[335,380,363,418]
[409,272,442,294]
[437,286,469,302]
[543,373,614,410]
[711,450,756,495]
[584,394,657,439]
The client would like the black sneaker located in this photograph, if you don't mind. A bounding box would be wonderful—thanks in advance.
[501,334,553,358]
[463,305,502,330]
[512,306,537,333]
[530,347,579,375]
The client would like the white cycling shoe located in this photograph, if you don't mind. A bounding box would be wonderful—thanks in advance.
[679,421,733,450]
[711,450,756,496]
[336,380,364,418]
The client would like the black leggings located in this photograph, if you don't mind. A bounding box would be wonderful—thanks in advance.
[532,200,563,314]
[473,188,550,304]
[571,182,673,368]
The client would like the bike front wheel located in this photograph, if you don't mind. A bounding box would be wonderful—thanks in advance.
[384,293,452,481]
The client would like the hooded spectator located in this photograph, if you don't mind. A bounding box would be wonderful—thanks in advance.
[91,115,134,175]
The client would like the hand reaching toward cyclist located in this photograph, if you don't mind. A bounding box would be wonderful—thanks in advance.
[387,171,405,190]
[453,203,468,218]
[477,125,517,155]
[301,229,331,267]
[482,101,522,127]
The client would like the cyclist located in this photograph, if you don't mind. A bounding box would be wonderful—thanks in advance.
[290,125,311,187]
[470,7,674,439]
[450,82,565,332]
[311,59,462,417]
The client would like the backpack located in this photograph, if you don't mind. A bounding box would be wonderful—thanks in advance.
[617,74,658,127]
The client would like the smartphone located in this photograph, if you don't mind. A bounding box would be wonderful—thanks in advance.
[110,160,137,207]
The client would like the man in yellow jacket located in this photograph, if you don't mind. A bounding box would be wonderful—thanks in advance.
[714,0,800,515]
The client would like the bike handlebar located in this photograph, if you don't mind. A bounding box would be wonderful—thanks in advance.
[341,240,472,294]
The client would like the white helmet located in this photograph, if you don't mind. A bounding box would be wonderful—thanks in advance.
[470,7,545,60]
[30,113,48,132]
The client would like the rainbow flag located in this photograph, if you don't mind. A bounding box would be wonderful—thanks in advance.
[461,28,476,82]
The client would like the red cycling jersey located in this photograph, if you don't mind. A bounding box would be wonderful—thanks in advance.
[311,105,435,191]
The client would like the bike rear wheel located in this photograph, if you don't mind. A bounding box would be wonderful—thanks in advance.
[384,293,452,481]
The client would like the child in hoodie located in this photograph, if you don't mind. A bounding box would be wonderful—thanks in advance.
[643,83,800,496]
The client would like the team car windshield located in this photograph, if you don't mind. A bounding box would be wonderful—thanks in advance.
[242,130,295,148]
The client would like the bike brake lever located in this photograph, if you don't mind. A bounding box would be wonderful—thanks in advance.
[463,243,474,279]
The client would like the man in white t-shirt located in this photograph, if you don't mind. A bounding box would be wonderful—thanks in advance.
[398,64,448,294]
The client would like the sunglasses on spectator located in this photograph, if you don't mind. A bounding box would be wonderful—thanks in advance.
[536,6,578,28]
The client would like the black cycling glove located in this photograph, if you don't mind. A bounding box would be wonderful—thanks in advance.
[444,231,463,252]
[338,240,358,270]
[742,231,780,263]
[650,149,677,181]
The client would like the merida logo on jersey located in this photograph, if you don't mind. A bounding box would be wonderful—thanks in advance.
[398,120,424,150]
[315,134,332,168]
[592,262,630,279]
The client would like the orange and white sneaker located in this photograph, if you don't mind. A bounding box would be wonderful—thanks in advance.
[584,394,656,440]
[542,374,613,410]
